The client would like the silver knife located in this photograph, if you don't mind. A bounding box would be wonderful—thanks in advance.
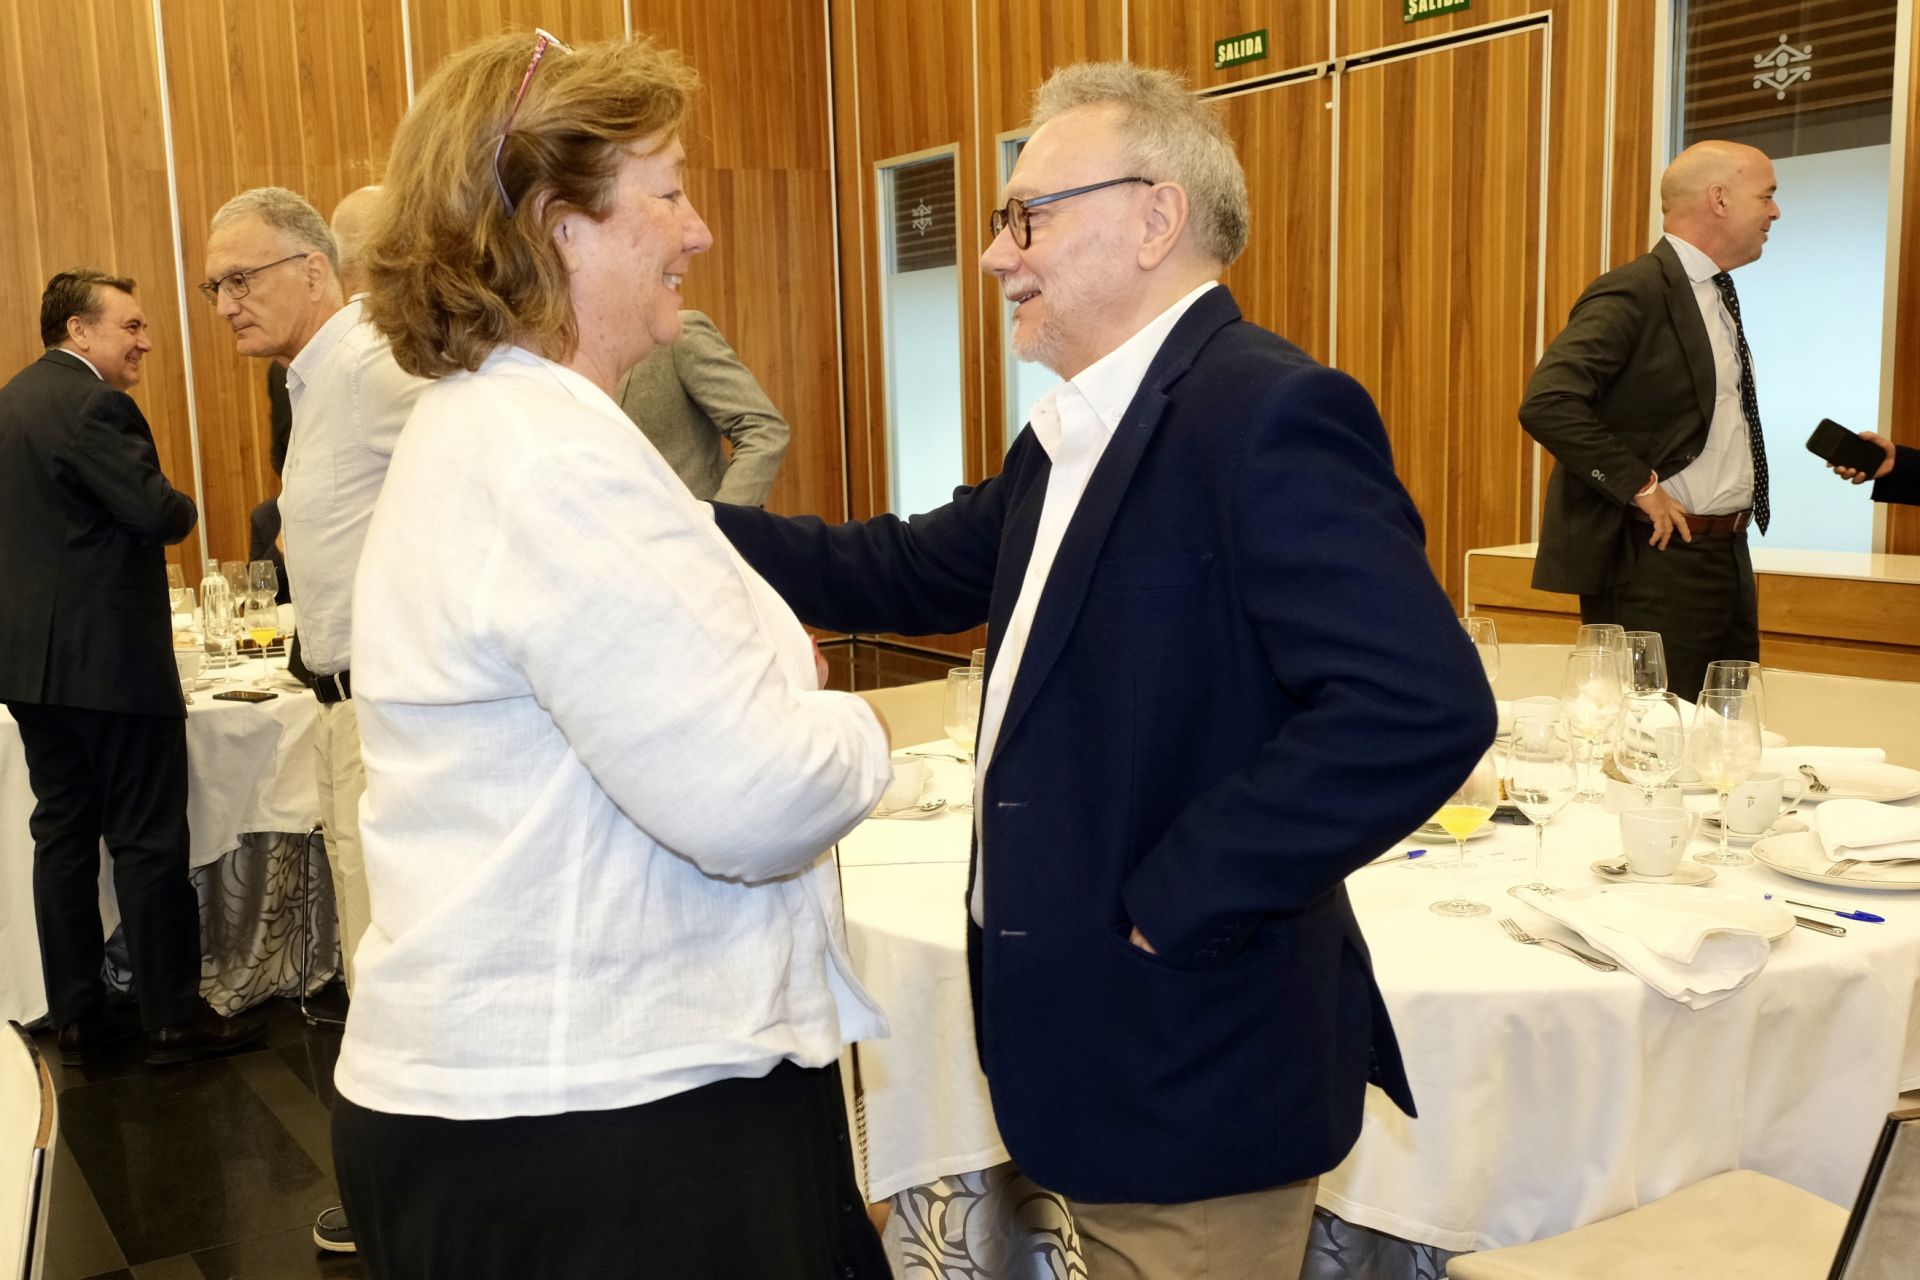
[1793,915,1847,936]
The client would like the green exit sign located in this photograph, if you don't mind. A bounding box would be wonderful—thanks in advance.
[1406,0,1471,20]
[1213,29,1269,70]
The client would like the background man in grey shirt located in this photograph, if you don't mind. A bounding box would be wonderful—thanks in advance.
[615,310,789,505]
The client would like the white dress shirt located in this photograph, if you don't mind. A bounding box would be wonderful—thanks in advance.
[970,281,1217,923]
[1657,233,1755,517]
[54,349,104,380]
[334,345,890,1120]
[282,297,425,676]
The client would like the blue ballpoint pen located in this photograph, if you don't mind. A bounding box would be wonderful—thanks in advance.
[1765,894,1885,924]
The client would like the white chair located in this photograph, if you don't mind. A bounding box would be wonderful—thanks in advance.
[1761,668,1920,771]
[856,679,948,751]
[1489,643,1574,701]
[0,1021,56,1280]
[1445,1108,1920,1279]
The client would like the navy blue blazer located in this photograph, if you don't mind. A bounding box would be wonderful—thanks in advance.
[1873,445,1920,507]
[712,287,1496,1203]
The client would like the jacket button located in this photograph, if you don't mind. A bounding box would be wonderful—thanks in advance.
[1590,469,1606,482]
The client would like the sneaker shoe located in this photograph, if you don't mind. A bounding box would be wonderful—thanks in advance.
[313,1204,356,1253]
[143,1003,267,1068]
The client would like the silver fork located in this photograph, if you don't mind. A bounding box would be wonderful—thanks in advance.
[1799,764,1831,795]
[1825,858,1861,878]
[1498,917,1619,972]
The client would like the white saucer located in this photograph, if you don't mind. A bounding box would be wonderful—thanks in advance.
[1699,814,1808,845]
[1590,859,1717,887]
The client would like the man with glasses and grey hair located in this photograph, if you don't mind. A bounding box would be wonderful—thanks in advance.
[203,185,424,1256]
[711,62,1492,1277]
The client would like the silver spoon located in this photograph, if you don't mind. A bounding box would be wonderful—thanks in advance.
[873,798,947,819]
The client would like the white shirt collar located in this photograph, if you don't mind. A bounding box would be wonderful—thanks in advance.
[1663,232,1722,285]
[52,348,104,380]
[286,299,361,396]
[1024,280,1218,461]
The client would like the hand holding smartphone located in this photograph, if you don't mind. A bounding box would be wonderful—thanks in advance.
[1807,418,1892,477]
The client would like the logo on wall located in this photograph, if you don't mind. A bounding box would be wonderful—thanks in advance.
[1752,34,1812,101]
[911,200,934,236]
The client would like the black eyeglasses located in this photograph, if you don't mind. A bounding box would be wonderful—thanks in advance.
[987,176,1154,249]
[198,253,311,306]
[493,28,572,217]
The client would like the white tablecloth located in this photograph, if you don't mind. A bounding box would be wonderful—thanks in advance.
[837,746,1920,1253]
[0,657,322,1024]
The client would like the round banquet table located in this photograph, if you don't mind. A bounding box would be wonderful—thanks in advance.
[835,747,1920,1278]
[1,655,338,1026]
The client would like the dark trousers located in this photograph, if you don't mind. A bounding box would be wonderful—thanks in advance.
[1579,530,1759,702]
[333,1060,888,1280]
[6,702,200,1031]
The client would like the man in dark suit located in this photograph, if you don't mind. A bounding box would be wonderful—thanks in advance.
[1829,429,1920,507]
[711,65,1493,1277]
[1520,141,1781,700]
[0,270,264,1066]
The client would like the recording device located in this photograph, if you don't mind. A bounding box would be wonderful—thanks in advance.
[211,689,278,702]
[1806,419,1887,474]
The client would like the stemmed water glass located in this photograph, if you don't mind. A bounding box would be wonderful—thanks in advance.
[1561,648,1623,801]
[1461,616,1500,684]
[1502,719,1577,893]
[1622,631,1667,696]
[1691,688,1763,866]
[1702,660,1765,728]
[1615,692,1686,806]
[1429,750,1498,918]
[248,559,279,607]
[943,666,982,813]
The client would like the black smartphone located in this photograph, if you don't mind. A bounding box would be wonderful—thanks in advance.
[211,689,278,702]
[1806,418,1887,474]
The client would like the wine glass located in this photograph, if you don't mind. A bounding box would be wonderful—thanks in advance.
[244,598,279,655]
[248,559,279,608]
[1561,648,1623,801]
[1702,660,1765,729]
[1615,692,1686,806]
[1502,719,1577,892]
[1622,631,1667,695]
[969,646,987,673]
[1460,616,1500,684]
[166,562,185,594]
[222,558,249,603]
[943,666,982,813]
[1429,750,1498,918]
[1691,689,1763,866]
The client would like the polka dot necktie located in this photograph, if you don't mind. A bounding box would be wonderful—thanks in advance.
[1710,271,1770,535]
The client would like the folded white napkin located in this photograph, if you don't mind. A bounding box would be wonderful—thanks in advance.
[1815,799,1920,862]
[1761,745,1887,771]
[1512,887,1785,1009]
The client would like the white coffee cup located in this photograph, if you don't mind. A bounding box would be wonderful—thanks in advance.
[1602,778,1684,815]
[1726,770,1803,835]
[1619,806,1696,876]
[879,759,930,811]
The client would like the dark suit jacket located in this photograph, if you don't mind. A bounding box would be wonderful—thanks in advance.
[0,350,197,716]
[713,288,1496,1203]
[1873,445,1920,507]
[1520,238,1720,595]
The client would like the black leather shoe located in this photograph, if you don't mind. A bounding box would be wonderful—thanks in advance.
[144,1005,268,1068]
[55,1014,137,1067]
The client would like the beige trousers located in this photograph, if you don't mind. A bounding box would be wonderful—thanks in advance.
[1068,1177,1318,1280]
[314,698,370,992]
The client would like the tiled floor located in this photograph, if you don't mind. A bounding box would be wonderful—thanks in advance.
[31,987,367,1280]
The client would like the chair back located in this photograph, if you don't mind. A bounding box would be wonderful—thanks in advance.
[1762,671,1920,770]
[1489,643,1574,700]
[856,679,948,752]
[0,1021,55,1280]
[1832,1108,1920,1279]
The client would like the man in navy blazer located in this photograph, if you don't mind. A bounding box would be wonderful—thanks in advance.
[0,270,264,1068]
[713,64,1494,1276]
[1828,429,1920,507]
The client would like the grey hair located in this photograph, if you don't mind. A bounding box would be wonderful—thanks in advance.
[210,186,339,272]
[1030,62,1249,266]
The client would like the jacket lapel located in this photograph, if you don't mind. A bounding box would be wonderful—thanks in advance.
[991,287,1241,757]
[1653,238,1716,428]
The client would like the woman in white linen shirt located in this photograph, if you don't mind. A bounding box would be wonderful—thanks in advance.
[327,33,894,1279]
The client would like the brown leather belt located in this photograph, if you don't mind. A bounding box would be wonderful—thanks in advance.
[1627,507,1751,535]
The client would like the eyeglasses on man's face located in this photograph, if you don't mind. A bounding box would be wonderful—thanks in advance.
[197,253,311,306]
[987,176,1154,250]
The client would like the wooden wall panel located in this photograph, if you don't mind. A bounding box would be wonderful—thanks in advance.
[1129,0,1328,88]
[1609,0,1658,268]
[161,0,407,572]
[406,0,624,82]
[1217,78,1333,362]
[1889,2,1920,554]
[974,1,1123,460]
[1337,0,1544,57]
[1337,29,1544,604]
[633,0,844,522]
[0,0,198,573]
